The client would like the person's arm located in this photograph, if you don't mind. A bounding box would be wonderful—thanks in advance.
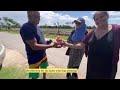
[63,30,94,49]
[113,24,120,48]
[26,38,55,50]
[117,25,120,48]
[20,25,59,51]
[65,42,85,49]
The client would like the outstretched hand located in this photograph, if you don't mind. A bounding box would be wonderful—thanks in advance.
[52,41,63,48]
[52,40,68,48]
[62,40,68,47]
[52,36,68,48]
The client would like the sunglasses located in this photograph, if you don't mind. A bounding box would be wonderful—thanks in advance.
[75,22,81,25]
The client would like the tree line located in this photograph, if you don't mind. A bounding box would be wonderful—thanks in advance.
[40,25,96,29]
[0,17,21,30]
[0,17,96,30]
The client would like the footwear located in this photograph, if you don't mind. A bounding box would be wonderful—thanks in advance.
[72,73,78,79]
[43,76,47,79]
[66,73,72,79]
[67,76,72,79]
[71,76,78,79]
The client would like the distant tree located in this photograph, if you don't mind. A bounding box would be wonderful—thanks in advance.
[0,17,2,29]
[2,17,21,30]
[54,23,57,28]
[8,18,21,28]
[15,23,21,28]
[92,25,96,29]
[87,26,92,29]
[0,22,4,29]
[3,17,11,30]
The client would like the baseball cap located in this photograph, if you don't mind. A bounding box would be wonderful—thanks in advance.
[73,17,84,23]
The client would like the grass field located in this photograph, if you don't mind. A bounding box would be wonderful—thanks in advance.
[0,66,27,79]
[0,28,69,40]
[0,66,65,79]
[0,28,19,34]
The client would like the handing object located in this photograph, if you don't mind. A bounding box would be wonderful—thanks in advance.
[46,39,53,44]
[55,36,63,47]
[56,36,62,42]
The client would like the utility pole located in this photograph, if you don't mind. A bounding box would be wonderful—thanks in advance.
[57,21,60,35]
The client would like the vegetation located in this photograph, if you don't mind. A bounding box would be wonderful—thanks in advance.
[0,66,65,79]
[0,17,21,30]
[0,16,96,40]
[0,28,69,40]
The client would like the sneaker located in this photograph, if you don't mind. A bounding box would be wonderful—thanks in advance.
[66,73,72,79]
[72,73,78,79]
[67,76,72,79]
[71,76,78,79]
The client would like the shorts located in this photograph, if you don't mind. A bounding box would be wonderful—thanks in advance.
[29,56,49,79]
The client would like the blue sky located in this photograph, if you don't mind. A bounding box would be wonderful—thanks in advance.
[0,11,120,27]
[54,11,93,18]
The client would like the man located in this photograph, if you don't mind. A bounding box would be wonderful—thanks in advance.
[20,11,60,79]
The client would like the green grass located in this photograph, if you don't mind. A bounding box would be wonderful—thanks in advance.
[0,29,68,40]
[0,66,66,79]
[0,66,27,79]
[0,29,19,34]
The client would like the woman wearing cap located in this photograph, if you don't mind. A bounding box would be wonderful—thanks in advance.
[66,17,87,79]
[63,11,120,79]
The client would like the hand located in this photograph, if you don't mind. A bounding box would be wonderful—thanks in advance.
[62,41,68,47]
[52,42,63,48]
[46,39,53,45]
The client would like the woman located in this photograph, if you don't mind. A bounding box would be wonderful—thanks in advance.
[66,17,87,79]
[63,11,120,79]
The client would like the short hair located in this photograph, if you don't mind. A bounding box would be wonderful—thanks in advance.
[93,11,109,20]
[27,11,39,20]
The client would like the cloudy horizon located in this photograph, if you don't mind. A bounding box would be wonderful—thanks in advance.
[0,11,120,27]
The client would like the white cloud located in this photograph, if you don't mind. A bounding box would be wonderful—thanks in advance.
[82,16,95,26]
[0,11,100,27]
[0,11,27,25]
[109,17,120,20]
[91,11,96,15]
[91,11,120,16]
[40,11,76,26]
[83,16,91,21]
[109,11,120,16]
[0,11,78,27]
[90,11,120,24]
